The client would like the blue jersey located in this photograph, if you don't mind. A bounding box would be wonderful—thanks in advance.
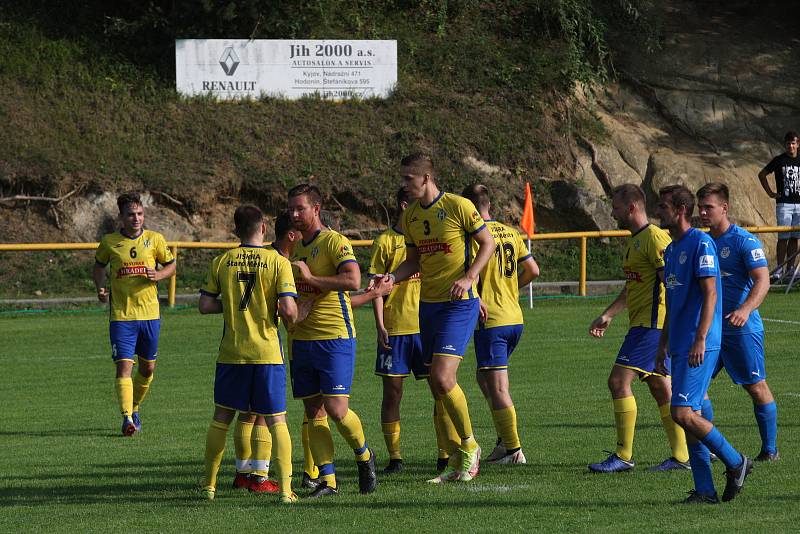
[714,224,768,336]
[664,228,722,355]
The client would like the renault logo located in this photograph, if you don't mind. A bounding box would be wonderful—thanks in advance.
[219,47,240,76]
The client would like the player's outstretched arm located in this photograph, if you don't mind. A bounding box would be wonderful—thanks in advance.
[517,257,540,288]
[92,263,109,303]
[368,246,420,293]
[726,266,769,327]
[198,294,223,314]
[589,287,627,337]
[292,260,360,292]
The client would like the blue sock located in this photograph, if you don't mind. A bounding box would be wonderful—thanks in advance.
[687,442,716,496]
[701,427,743,469]
[701,398,714,422]
[754,401,778,454]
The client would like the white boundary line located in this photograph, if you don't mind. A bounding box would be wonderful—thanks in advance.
[762,317,800,326]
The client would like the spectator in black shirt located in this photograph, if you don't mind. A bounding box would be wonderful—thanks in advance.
[759,131,800,281]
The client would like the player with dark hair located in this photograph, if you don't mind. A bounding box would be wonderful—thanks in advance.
[198,205,298,503]
[758,131,800,281]
[587,184,690,473]
[656,185,752,504]
[93,191,176,436]
[373,153,496,483]
[288,184,377,497]
[461,183,540,465]
[697,183,778,461]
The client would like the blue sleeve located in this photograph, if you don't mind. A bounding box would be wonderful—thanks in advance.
[695,237,718,278]
[740,235,768,270]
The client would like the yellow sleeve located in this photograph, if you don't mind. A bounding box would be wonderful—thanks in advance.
[649,229,671,270]
[457,196,486,234]
[154,233,174,265]
[95,238,110,265]
[330,233,358,270]
[201,255,221,297]
[276,256,298,297]
[368,235,388,276]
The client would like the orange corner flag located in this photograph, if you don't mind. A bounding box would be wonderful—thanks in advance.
[521,182,535,238]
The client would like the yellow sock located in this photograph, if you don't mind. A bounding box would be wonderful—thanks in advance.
[131,371,153,412]
[659,403,689,463]
[308,416,336,488]
[251,424,272,477]
[204,420,229,489]
[433,407,449,460]
[440,385,477,452]
[382,420,402,460]
[302,415,320,479]
[234,420,254,473]
[435,399,460,459]
[492,406,521,450]
[334,409,370,462]
[268,422,292,496]
[613,396,637,462]
[115,377,133,417]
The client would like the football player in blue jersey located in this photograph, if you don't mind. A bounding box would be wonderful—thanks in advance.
[655,185,752,504]
[697,183,778,461]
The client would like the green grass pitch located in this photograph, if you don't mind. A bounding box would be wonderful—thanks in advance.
[1,295,799,532]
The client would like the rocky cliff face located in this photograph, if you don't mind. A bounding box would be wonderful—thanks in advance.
[567,0,799,257]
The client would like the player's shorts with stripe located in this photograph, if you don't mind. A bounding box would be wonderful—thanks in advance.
[713,331,766,385]
[110,319,160,362]
[474,324,523,370]
[671,349,720,410]
[291,338,356,398]
[375,333,427,379]
[614,326,670,378]
[419,299,480,364]
[214,363,287,416]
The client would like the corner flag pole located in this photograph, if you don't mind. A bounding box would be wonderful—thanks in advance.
[520,182,535,309]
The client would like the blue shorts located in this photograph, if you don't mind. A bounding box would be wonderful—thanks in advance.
[375,333,427,379]
[714,332,766,385]
[614,327,670,379]
[291,338,356,398]
[110,320,160,362]
[214,363,286,416]
[419,299,480,364]
[474,324,524,370]
[671,349,720,410]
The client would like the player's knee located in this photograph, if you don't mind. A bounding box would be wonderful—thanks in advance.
[607,374,625,395]
[670,408,692,428]
[744,380,773,403]
[430,375,455,396]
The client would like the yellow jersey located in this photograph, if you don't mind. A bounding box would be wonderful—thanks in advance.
[201,245,296,364]
[290,229,358,341]
[624,224,671,329]
[401,192,486,302]
[368,227,420,335]
[473,220,532,328]
[95,229,174,321]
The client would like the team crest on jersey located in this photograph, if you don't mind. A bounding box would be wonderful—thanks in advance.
[143,239,151,248]
[311,247,319,259]
[679,251,687,264]
[720,246,730,259]
[437,208,446,221]
[665,273,682,289]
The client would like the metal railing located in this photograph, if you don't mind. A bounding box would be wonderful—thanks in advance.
[1,226,796,305]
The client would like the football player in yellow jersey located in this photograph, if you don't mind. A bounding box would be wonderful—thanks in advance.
[587,184,689,473]
[93,192,176,437]
[198,205,299,503]
[367,188,426,474]
[372,153,496,483]
[462,184,540,465]
[288,184,377,497]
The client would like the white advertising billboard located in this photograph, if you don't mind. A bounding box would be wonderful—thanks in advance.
[175,39,397,100]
